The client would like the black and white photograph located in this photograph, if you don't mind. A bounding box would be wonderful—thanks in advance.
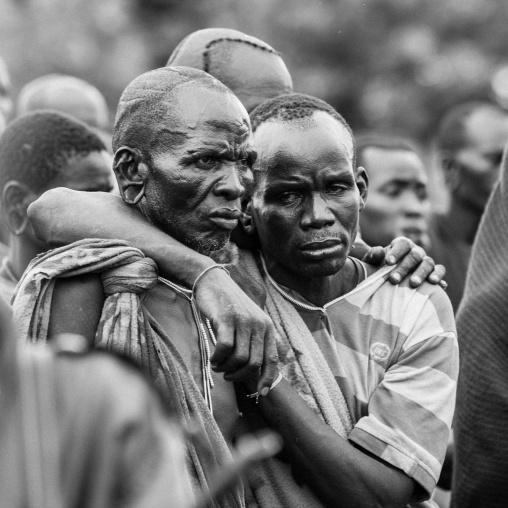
[1,1,507,506]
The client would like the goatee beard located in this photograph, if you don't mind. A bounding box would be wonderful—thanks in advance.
[208,242,239,265]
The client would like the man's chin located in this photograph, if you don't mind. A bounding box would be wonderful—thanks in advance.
[209,242,238,264]
[293,257,346,278]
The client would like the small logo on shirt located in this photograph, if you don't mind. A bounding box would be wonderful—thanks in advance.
[370,342,391,362]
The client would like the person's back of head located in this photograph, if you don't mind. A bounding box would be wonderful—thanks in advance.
[436,101,508,212]
[355,134,430,248]
[167,28,293,112]
[17,74,110,130]
[0,111,113,281]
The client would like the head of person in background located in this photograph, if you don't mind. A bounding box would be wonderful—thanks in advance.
[0,111,113,300]
[0,56,13,120]
[167,27,293,112]
[436,101,508,215]
[16,74,113,153]
[356,135,431,249]
[0,110,5,137]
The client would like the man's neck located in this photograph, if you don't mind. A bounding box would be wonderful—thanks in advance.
[445,196,483,245]
[264,256,358,308]
[7,236,44,281]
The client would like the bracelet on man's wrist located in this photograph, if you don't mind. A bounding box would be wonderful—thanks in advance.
[191,264,230,298]
[246,372,283,404]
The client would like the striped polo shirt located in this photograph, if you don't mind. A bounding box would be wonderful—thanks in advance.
[276,259,458,504]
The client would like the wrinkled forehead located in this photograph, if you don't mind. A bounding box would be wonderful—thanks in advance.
[172,85,250,130]
[253,111,354,173]
[363,146,428,184]
[146,85,253,154]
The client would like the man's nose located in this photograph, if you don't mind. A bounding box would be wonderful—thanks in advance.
[401,191,426,218]
[301,194,335,229]
[213,165,245,200]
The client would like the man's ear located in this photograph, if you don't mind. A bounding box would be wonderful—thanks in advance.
[231,195,261,250]
[355,166,369,212]
[1,181,35,235]
[239,195,256,236]
[441,153,460,191]
[113,146,147,205]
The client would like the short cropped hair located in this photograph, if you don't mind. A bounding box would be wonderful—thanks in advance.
[112,66,233,161]
[356,134,420,167]
[250,93,356,164]
[436,101,505,153]
[0,110,105,193]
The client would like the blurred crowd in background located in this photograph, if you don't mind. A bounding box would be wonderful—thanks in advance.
[3,0,508,207]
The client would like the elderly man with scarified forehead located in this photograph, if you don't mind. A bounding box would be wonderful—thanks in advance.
[13,66,280,507]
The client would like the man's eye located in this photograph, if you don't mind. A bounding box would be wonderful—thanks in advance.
[328,183,348,194]
[487,152,503,166]
[382,185,402,198]
[278,192,301,205]
[238,157,251,168]
[196,156,219,169]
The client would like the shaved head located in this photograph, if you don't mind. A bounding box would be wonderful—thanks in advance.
[17,74,109,129]
[167,28,293,112]
[113,66,241,160]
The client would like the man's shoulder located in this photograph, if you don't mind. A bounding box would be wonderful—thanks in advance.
[347,266,456,333]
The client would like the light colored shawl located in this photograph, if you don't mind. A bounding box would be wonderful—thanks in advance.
[12,239,244,508]
[237,250,353,507]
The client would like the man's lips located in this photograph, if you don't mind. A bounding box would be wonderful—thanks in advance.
[209,209,241,230]
[299,238,344,260]
[402,226,426,239]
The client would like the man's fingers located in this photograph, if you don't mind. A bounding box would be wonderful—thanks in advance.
[210,321,235,368]
[361,245,386,266]
[213,329,251,373]
[388,244,425,284]
[349,239,370,261]
[385,237,413,265]
[257,326,279,395]
[223,331,263,381]
[426,263,447,286]
[408,255,436,287]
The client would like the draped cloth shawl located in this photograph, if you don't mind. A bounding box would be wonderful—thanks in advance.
[12,239,244,508]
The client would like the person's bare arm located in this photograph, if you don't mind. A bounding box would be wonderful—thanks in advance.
[47,274,105,345]
[29,188,278,395]
[252,377,417,507]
